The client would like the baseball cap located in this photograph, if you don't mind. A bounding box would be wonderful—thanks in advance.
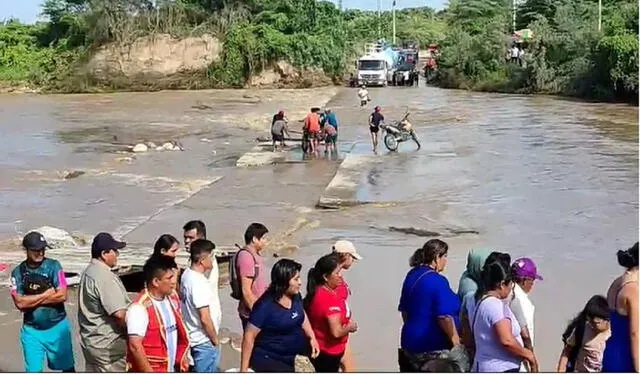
[91,232,126,255]
[22,232,50,250]
[512,257,543,280]
[332,240,363,260]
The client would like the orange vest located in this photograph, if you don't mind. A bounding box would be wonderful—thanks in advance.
[126,290,190,372]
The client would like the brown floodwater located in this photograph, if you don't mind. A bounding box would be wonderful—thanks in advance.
[0,85,637,371]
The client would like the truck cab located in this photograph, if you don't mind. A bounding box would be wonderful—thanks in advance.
[357,55,390,87]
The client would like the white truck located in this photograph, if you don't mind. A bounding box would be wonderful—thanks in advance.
[357,53,391,86]
[356,41,399,87]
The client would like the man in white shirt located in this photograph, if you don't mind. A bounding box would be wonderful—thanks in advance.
[182,221,221,331]
[357,85,370,107]
[518,48,525,66]
[181,239,222,372]
[183,221,220,302]
[510,257,542,371]
[125,255,189,372]
[511,45,520,63]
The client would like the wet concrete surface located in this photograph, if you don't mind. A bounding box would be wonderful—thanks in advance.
[0,83,638,371]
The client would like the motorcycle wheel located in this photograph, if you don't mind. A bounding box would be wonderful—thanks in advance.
[384,133,399,152]
[301,135,309,154]
[411,132,421,150]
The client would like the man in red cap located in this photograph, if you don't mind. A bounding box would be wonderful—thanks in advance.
[368,106,384,153]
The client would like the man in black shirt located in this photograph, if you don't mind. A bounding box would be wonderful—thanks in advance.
[369,106,384,153]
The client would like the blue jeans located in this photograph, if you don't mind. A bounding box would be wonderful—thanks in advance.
[191,341,220,372]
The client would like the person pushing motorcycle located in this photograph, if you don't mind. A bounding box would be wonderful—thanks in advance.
[369,106,384,153]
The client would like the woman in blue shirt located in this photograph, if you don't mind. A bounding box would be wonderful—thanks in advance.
[241,259,320,372]
[398,239,464,372]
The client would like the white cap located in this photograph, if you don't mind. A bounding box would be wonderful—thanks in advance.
[332,240,362,260]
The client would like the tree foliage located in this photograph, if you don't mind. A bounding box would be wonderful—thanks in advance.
[0,0,635,101]
[435,0,638,101]
[0,0,444,90]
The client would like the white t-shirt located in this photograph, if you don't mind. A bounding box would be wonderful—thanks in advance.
[207,258,222,330]
[127,297,179,372]
[511,47,519,58]
[509,283,535,344]
[180,267,222,347]
[358,89,369,99]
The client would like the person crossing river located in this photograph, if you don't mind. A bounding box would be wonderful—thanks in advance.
[369,106,384,153]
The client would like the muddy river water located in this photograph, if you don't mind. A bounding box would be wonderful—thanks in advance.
[0,85,637,371]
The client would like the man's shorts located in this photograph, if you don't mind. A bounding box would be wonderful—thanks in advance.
[308,130,320,139]
[325,134,338,144]
[21,317,75,372]
[272,132,284,142]
[369,125,380,134]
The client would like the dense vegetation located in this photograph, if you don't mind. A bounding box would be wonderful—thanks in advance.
[0,0,636,102]
[437,0,638,101]
[0,0,445,91]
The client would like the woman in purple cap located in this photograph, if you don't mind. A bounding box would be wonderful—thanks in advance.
[509,258,542,371]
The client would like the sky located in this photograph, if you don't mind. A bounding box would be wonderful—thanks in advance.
[1,0,447,24]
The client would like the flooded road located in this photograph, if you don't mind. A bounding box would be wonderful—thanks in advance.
[0,85,637,371]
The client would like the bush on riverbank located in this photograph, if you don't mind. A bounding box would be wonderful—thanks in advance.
[434,0,639,103]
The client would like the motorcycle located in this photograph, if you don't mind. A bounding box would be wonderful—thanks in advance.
[380,111,421,152]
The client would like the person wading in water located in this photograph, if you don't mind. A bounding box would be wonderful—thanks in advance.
[369,106,384,153]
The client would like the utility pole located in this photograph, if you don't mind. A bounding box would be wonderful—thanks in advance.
[338,0,343,10]
[598,0,602,31]
[377,0,381,39]
[512,0,516,32]
[392,0,397,45]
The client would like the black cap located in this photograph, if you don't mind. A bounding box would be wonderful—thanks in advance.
[91,232,126,256]
[22,231,50,250]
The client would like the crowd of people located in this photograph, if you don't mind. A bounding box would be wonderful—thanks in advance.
[270,108,339,155]
[7,220,638,373]
[396,240,638,373]
[271,99,391,156]
[508,45,526,67]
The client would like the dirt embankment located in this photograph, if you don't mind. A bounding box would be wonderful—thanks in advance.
[81,34,336,91]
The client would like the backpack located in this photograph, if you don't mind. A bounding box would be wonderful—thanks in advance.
[20,262,54,295]
[229,245,259,300]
